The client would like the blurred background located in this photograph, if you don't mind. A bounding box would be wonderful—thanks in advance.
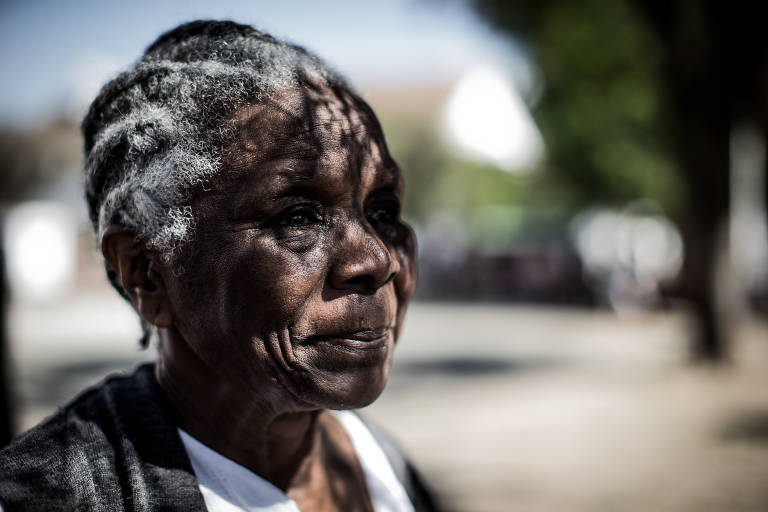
[2,0,768,510]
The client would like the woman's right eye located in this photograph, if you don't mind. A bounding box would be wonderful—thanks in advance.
[273,205,322,228]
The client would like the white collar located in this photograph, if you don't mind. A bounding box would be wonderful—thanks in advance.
[179,410,414,512]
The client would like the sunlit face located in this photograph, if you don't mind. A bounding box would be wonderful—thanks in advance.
[161,82,416,411]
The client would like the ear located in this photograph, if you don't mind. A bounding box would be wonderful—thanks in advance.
[101,225,173,328]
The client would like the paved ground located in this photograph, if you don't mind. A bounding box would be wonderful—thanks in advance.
[8,294,768,511]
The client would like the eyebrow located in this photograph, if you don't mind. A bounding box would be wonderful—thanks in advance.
[273,164,318,184]
[270,182,323,202]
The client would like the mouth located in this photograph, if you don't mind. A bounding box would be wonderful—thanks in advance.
[301,327,392,351]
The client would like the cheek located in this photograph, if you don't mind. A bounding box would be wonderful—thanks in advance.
[218,234,328,331]
[392,225,417,337]
[394,225,417,301]
[168,233,330,385]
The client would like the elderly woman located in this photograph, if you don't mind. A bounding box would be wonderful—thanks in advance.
[0,20,434,511]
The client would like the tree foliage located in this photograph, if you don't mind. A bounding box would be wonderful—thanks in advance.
[471,0,684,217]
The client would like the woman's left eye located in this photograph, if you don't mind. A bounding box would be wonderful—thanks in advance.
[274,205,322,227]
[367,200,400,224]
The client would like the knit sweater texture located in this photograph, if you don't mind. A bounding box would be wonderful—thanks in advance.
[0,364,438,511]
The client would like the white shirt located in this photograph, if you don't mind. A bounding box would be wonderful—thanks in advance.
[179,410,415,512]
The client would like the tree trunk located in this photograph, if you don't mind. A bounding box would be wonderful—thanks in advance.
[636,0,731,361]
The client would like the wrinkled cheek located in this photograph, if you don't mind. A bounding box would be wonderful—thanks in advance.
[231,245,327,330]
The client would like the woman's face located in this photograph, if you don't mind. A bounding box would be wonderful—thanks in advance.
[160,83,416,411]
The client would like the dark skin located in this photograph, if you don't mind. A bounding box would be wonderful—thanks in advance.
[101,82,416,511]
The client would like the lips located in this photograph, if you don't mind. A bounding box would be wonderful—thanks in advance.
[301,327,392,350]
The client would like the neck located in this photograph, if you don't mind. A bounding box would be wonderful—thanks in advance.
[155,326,321,490]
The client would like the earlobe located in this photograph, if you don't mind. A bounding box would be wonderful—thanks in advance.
[101,225,174,328]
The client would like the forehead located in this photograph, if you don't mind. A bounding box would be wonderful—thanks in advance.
[220,84,399,190]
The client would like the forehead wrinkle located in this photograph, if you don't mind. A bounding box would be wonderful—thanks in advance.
[262,138,320,162]
[228,96,312,150]
[225,121,319,174]
[274,165,317,185]
[232,86,384,160]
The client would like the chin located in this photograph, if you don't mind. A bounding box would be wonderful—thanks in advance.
[296,363,392,411]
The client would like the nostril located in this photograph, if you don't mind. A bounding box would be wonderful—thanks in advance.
[342,270,396,291]
[344,274,375,288]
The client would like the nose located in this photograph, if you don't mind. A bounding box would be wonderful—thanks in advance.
[329,219,400,292]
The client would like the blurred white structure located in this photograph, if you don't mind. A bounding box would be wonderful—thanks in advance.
[729,123,768,293]
[3,201,77,302]
[441,65,545,173]
[571,203,683,310]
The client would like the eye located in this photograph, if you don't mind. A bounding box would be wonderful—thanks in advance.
[367,199,401,225]
[273,204,322,228]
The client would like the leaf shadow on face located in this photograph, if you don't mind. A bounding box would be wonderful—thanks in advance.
[260,78,418,306]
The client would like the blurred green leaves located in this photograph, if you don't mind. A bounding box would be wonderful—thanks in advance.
[375,0,685,252]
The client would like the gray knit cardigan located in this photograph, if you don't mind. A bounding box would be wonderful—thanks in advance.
[0,364,438,511]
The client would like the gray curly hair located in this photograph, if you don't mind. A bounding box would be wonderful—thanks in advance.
[82,20,349,345]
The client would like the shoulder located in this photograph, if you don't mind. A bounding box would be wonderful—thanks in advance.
[0,367,150,478]
[0,364,202,511]
[1,363,159,455]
